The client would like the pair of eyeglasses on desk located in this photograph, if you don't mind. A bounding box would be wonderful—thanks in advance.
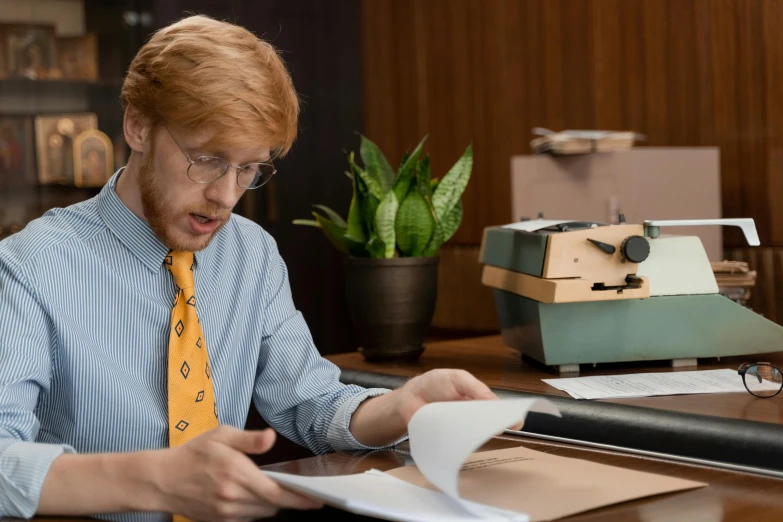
[738,362,783,398]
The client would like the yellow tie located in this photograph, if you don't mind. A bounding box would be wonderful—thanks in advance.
[164,251,219,448]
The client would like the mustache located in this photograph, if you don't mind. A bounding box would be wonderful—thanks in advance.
[187,206,231,221]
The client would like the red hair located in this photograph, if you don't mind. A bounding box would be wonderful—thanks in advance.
[121,15,299,157]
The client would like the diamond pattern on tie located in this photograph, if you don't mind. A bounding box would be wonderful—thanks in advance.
[164,250,219,449]
[175,320,184,337]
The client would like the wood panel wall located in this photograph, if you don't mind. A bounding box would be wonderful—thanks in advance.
[362,0,783,328]
[361,0,783,250]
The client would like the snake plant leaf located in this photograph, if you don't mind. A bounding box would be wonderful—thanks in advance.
[356,173,380,237]
[423,221,444,257]
[396,189,435,256]
[305,213,349,255]
[375,191,399,258]
[292,219,319,227]
[431,144,473,221]
[393,136,427,204]
[360,135,395,195]
[440,198,463,243]
[312,204,346,228]
[346,167,366,243]
[350,152,383,200]
[366,233,386,258]
[345,233,368,257]
[422,198,463,256]
[398,151,410,172]
[416,154,432,198]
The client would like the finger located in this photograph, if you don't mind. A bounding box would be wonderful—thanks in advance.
[213,426,277,455]
[507,420,525,432]
[215,503,280,521]
[451,371,498,401]
[250,473,324,510]
[231,458,324,510]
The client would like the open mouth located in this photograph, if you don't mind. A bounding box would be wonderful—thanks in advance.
[192,213,213,224]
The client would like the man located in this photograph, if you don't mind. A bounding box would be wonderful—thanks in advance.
[0,15,503,522]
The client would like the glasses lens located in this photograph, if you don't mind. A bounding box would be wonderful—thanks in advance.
[744,364,783,397]
[239,163,276,189]
[189,157,227,183]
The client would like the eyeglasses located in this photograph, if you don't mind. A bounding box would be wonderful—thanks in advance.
[738,362,783,398]
[163,125,276,189]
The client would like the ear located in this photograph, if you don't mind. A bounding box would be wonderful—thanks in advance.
[123,104,153,153]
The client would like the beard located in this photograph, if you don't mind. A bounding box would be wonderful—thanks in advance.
[138,149,229,252]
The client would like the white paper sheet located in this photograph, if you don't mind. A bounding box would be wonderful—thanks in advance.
[407,399,561,518]
[265,398,560,521]
[265,469,517,522]
[501,219,574,232]
[542,368,778,400]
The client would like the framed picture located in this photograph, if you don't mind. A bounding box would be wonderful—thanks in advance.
[56,33,97,81]
[1,23,58,80]
[35,113,98,185]
[74,129,113,187]
[0,116,35,188]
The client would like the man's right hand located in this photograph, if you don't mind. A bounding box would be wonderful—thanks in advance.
[38,425,323,521]
[156,426,323,520]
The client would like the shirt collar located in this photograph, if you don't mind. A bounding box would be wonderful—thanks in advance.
[97,168,215,274]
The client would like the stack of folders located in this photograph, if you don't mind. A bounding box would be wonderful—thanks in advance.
[530,127,643,155]
[711,260,756,307]
[266,398,705,521]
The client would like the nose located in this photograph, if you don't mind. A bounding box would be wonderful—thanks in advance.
[204,166,245,210]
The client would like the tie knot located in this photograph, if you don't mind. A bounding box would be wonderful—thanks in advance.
[164,251,195,291]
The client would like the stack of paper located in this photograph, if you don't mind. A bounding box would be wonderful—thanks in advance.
[543,368,777,400]
[529,128,643,155]
[711,260,756,306]
[266,397,705,521]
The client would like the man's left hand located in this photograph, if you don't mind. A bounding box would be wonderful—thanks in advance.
[350,369,523,447]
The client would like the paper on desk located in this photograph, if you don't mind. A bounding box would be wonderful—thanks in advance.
[407,399,560,518]
[266,398,559,521]
[501,219,574,232]
[265,469,518,522]
[542,368,778,400]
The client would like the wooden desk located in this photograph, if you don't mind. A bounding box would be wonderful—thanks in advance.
[263,435,782,521]
[327,335,783,425]
[326,335,783,476]
[34,435,783,521]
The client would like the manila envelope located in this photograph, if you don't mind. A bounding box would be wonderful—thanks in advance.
[386,445,706,521]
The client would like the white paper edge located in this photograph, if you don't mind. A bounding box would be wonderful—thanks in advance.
[408,398,561,519]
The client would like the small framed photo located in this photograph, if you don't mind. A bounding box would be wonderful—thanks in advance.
[0,116,35,187]
[57,33,97,81]
[1,23,58,80]
[74,129,113,187]
[35,113,98,185]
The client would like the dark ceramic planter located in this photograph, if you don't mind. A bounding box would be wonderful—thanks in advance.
[344,256,439,362]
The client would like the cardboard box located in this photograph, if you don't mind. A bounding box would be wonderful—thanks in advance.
[510,147,722,261]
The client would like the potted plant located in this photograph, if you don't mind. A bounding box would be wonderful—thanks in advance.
[294,135,473,361]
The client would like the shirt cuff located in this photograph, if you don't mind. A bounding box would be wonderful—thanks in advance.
[0,441,76,518]
[326,388,410,452]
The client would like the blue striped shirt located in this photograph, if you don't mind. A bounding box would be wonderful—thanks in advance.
[0,169,393,520]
